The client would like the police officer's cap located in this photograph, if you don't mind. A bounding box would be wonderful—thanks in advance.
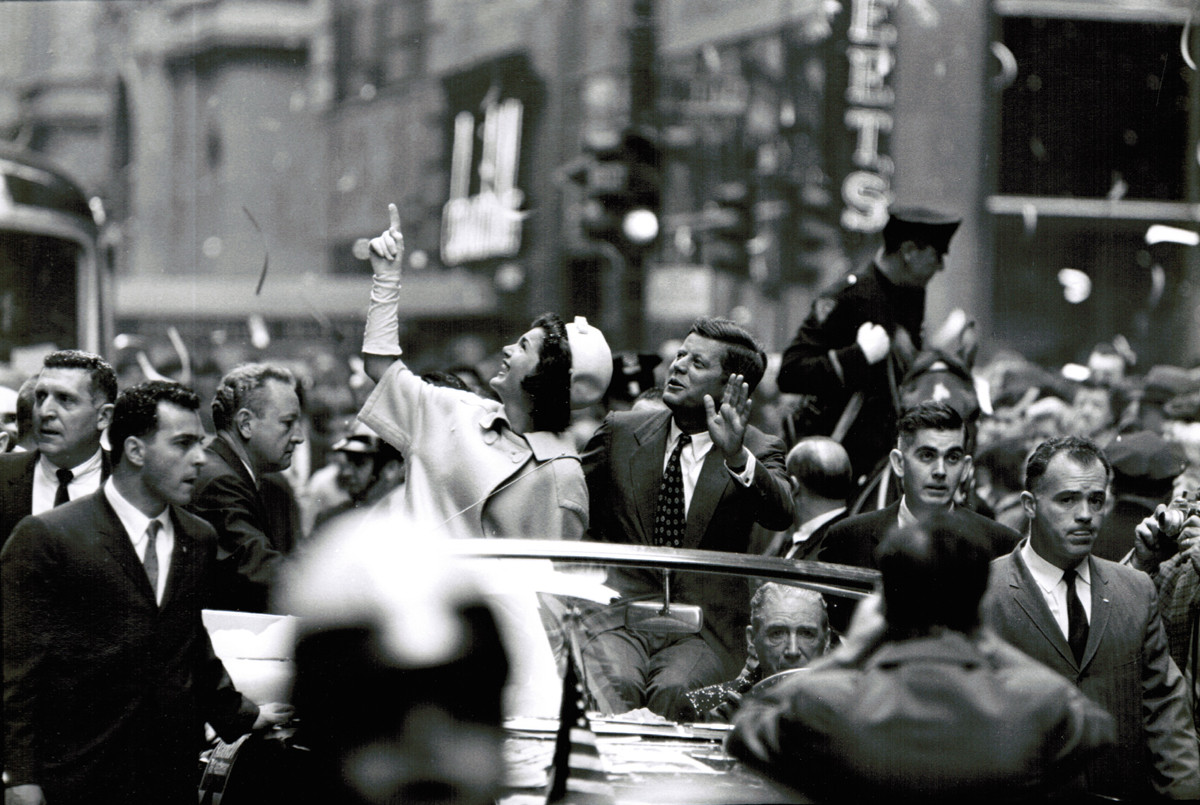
[883,205,961,254]
[332,425,383,455]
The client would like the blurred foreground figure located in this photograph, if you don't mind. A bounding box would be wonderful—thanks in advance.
[279,520,509,805]
[728,514,1114,802]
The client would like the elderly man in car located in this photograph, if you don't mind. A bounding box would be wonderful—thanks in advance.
[682,584,830,722]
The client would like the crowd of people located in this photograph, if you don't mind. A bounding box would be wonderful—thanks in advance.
[4,198,1200,801]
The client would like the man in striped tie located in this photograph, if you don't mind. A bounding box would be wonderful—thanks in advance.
[2,380,290,805]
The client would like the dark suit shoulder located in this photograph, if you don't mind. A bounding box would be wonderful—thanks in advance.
[824,505,897,538]
[0,449,38,479]
[172,505,217,541]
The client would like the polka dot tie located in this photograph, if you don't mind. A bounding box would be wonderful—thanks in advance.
[652,433,691,547]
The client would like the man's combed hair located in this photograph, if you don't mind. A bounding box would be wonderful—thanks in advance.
[689,317,767,392]
[1024,435,1112,494]
[896,400,964,447]
[521,313,572,433]
[109,381,201,464]
[749,583,828,634]
[43,349,118,404]
[212,364,297,433]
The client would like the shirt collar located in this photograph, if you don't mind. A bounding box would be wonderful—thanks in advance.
[103,478,168,542]
[1022,539,1091,591]
[38,448,103,482]
[667,419,713,458]
[795,506,846,544]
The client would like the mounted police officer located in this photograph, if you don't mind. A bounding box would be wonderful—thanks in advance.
[777,204,961,484]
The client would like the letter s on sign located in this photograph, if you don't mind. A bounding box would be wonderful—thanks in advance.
[841,170,890,233]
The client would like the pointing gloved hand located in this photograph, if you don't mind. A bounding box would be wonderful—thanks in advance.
[856,322,891,365]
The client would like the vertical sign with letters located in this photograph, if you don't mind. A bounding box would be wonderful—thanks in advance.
[840,0,895,233]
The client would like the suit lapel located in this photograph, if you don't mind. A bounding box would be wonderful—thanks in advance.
[1007,550,1078,669]
[629,411,671,541]
[96,494,157,605]
[1080,555,1110,671]
[160,507,194,610]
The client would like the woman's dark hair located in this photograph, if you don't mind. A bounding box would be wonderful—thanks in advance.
[521,313,572,433]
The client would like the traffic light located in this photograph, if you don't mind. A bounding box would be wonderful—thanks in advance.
[705,181,753,274]
[573,128,662,249]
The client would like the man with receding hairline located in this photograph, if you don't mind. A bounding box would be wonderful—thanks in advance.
[984,436,1200,800]
[189,363,304,612]
[0,350,117,547]
[761,436,852,559]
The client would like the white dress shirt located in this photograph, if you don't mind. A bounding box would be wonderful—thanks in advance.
[32,450,104,515]
[786,506,847,558]
[1021,540,1092,641]
[104,479,174,604]
[664,421,755,516]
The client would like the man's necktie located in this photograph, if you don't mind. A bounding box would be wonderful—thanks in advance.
[652,433,691,547]
[53,468,73,507]
[1064,567,1088,665]
[143,520,161,599]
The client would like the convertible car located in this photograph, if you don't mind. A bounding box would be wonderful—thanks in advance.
[204,539,879,804]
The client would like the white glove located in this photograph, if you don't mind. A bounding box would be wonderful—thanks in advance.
[856,322,890,365]
[363,203,405,356]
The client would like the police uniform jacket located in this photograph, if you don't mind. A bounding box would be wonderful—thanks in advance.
[778,262,925,478]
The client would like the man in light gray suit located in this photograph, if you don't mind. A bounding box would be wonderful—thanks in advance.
[983,436,1199,800]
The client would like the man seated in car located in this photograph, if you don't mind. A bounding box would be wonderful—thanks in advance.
[682,584,830,722]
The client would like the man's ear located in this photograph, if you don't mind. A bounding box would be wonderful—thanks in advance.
[96,402,114,432]
[1021,490,1037,522]
[235,407,255,440]
[888,447,904,479]
[124,435,146,469]
[745,625,757,661]
[0,431,9,453]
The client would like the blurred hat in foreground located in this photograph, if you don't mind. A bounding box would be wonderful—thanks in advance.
[331,422,384,455]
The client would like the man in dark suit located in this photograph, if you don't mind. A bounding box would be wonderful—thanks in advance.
[729,513,1115,802]
[581,316,793,719]
[0,350,117,547]
[813,402,1019,632]
[2,381,290,805]
[814,401,1019,568]
[189,363,304,612]
[757,436,853,559]
[983,436,1200,800]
